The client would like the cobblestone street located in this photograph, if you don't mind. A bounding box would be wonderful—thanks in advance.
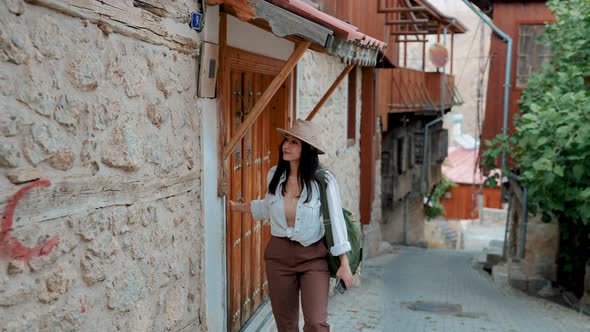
[325,247,590,332]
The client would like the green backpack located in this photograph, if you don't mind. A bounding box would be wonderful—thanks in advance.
[315,169,363,278]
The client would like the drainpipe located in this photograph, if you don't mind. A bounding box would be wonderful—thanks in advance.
[420,117,442,194]
[461,0,513,180]
[441,18,456,117]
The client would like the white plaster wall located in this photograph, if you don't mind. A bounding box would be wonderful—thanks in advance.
[227,15,294,61]
[201,99,226,332]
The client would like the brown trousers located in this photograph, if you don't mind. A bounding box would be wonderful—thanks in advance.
[265,236,330,332]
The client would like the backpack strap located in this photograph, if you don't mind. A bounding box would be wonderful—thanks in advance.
[315,168,330,223]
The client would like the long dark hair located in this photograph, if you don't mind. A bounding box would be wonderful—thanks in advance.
[268,138,320,203]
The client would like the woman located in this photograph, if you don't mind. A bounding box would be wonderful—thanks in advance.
[230,119,352,332]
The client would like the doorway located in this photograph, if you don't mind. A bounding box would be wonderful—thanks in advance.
[223,47,291,332]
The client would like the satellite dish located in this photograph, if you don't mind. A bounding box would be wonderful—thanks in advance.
[429,43,449,68]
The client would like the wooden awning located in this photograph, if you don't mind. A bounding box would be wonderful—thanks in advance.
[208,0,387,66]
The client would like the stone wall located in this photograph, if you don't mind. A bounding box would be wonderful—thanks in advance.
[381,196,425,246]
[0,2,205,331]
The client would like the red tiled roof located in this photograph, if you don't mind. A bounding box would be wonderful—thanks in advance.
[442,147,498,185]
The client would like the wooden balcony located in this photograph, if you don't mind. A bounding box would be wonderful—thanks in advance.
[377,68,463,124]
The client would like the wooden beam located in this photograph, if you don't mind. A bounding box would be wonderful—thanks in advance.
[404,0,425,35]
[391,31,429,35]
[451,33,455,74]
[378,6,427,13]
[306,64,356,121]
[395,38,428,43]
[422,34,426,71]
[403,35,407,66]
[26,0,198,54]
[217,12,228,196]
[223,42,311,160]
[359,68,375,225]
[386,19,429,24]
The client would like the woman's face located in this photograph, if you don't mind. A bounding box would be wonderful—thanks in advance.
[282,135,302,162]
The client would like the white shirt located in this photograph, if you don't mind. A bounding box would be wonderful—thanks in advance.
[250,166,352,256]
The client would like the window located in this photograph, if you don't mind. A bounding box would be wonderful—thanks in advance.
[516,24,551,87]
[347,68,357,146]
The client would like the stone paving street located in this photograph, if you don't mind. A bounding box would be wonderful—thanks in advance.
[324,247,590,332]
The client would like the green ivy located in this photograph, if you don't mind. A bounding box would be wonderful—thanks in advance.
[482,0,590,225]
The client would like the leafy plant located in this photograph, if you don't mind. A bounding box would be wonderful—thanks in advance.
[481,0,590,225]
[425,176,457,220]
[480,0,590,297]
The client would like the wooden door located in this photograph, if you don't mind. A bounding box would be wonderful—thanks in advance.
[227,69,289,332]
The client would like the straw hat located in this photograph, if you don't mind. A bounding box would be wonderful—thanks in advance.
[277,119,326,154]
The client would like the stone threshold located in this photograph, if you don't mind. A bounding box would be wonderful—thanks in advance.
[240,300,275,332]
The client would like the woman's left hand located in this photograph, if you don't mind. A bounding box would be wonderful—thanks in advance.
[336,260,353,289]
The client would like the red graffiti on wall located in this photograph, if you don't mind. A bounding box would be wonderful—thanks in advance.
[0,179,60,262]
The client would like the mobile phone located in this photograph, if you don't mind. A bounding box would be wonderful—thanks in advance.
[335,279,346,294]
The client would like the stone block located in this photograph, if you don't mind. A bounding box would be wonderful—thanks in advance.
[101,127,144,172]
[0,111,18,137]
[6,168,44,184]
[54,95,81,130]
[109,206,130,236]
[46,149,75,171]
[7,260,26,275]
[77,211,108,241]
[66,50,103,91]
[80,254,106,286]
[107,269,147,312]
[90,97,120,131]
[30,14,67,60]
[37,264,76,304]
[87,233,119,260]
[146,100,168,128]
[0,27,29,65]
[0,141,21,168]
[6,0,25,15]
[107,54,148,98]
[492,263,509,288]
[39,296,88,332]
[484,253,503,271]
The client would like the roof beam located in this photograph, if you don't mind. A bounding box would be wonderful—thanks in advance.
[378,6,427,13]
[306,64,356,121]
[385,19,429,24]
[223,42,311,160]
[391,31,429,35]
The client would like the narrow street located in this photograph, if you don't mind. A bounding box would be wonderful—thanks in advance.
[327,248,590,332]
